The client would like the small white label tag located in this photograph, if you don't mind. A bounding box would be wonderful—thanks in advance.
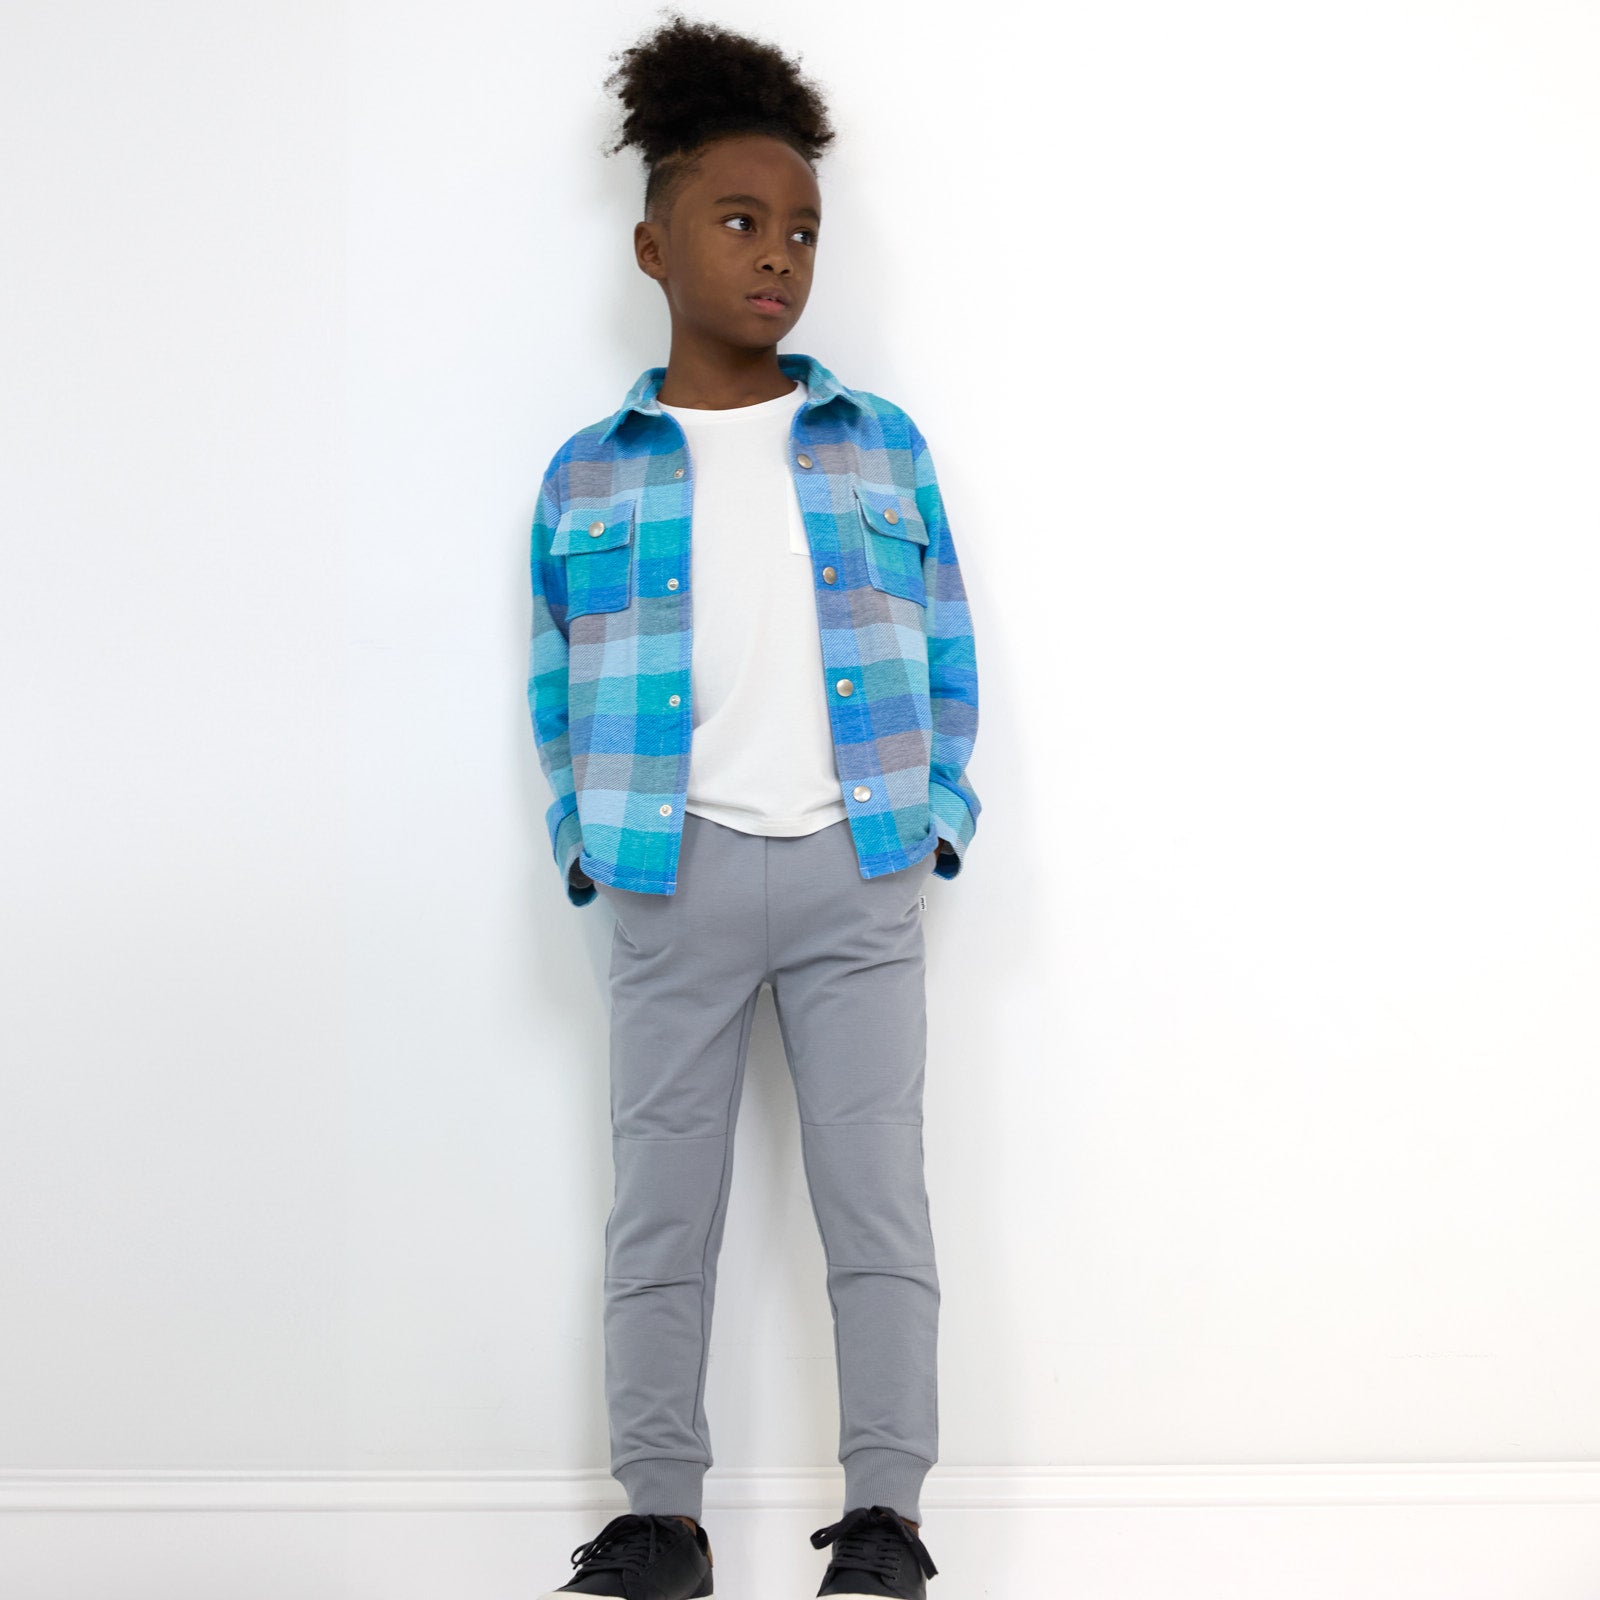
[919,894,927,910]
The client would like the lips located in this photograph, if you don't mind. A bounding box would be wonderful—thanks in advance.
[746,290,789,312]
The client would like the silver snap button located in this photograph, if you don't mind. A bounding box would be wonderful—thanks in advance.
[884,508,899,525]
[667,577,679,590]
[836,678,854,697]
[797,453,813,468]
[588,521,605,537]
[659,803,672,816]
[668,694,680,707]
[853,784,872,801]
[673,467,684,478]
[822,566,837,584]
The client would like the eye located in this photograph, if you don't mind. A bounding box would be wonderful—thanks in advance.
[722,215,818,246]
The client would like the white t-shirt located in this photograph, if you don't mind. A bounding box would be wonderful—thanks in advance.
[657,379,849,837]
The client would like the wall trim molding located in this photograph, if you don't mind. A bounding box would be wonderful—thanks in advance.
[3,1462,1597,1513]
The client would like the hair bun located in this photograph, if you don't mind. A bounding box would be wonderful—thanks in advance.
[603,12,837,219]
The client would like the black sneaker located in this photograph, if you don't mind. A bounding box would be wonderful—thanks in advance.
[536,1511,714,1600]
[810,1504,938,1598]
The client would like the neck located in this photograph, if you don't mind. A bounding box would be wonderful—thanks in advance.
[656,339,791,409]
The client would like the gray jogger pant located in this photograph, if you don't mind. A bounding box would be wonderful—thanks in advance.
[591,810,942,1527]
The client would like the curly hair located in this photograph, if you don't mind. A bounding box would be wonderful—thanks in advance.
[602,11,838,222]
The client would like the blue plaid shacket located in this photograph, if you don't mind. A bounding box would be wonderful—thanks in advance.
[526,351,980,908]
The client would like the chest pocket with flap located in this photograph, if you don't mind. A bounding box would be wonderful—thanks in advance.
[550,500,636,619]
[852,480,929,606]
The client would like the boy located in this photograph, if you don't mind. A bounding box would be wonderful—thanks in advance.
[527,19,979,1598]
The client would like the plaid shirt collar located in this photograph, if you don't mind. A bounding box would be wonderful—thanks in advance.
[596,350,870,445]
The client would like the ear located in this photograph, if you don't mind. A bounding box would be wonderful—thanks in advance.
[634,218,667,284]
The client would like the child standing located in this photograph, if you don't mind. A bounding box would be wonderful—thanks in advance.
[526,17,980,1598]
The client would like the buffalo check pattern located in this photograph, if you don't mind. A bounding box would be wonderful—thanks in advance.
[526,351,981,907]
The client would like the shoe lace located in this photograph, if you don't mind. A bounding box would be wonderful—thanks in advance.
[568,1513,692,1599]
[810,1503,939,1581]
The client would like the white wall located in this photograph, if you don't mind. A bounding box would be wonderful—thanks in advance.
[4,0,1599,1593]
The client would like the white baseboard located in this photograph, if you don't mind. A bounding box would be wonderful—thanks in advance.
[3,1465,1598,1600]
[2,1460,1598,1511]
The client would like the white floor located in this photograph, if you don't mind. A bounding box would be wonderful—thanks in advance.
[4,1498,1600,1600]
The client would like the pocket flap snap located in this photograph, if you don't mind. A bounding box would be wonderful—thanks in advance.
[851,481,928,545]
[550,500,637,558]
